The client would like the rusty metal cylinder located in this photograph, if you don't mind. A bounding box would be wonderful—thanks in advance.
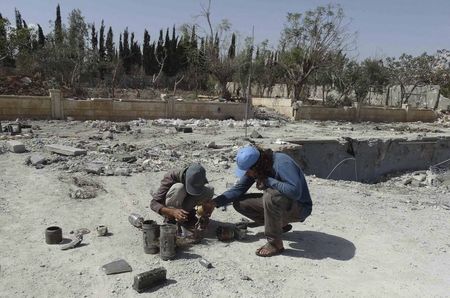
[142,220,160,254]
[216,226,235,242]
[159,224,177,260]
[45,226,62,244]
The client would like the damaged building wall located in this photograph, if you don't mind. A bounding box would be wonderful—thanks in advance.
[285,137,450,183]
[294,104,437,122]
[252,97,293,118]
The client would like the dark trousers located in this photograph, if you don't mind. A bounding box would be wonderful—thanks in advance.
[233,189,303,243]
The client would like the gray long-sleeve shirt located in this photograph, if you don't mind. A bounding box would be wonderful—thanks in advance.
[213,152,312,219]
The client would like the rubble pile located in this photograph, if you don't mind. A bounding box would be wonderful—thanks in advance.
[385,167,450,192]
[1,118,286,182]
[0,75,48,96]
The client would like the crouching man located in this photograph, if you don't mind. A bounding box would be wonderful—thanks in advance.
[204,145,313,257]
[150,163,214,231]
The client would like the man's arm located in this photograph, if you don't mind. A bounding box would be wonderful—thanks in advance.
[266,161,302,200]
[212,175,255,207]
[150,170,179,214]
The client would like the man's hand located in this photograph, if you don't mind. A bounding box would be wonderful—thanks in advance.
[201,200,216,217]
[256,179,267,190]
[162,207,189,222]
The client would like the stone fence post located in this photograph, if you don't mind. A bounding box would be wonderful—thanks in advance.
[50,89,64,120]
[165,97,175,118]
[353,102,361,122]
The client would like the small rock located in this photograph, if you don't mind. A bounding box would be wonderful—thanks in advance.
[241,275,252,281]
[29,154,46,166]
[114,154,137,163]
[250,130,263,139]
[114,167,131,176]
[103,131,114,140]
[84,162,104,175]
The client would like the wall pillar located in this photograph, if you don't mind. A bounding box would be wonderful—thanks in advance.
[50,89,64,120]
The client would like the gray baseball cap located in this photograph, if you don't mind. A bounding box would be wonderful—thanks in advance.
[185,163,208,196]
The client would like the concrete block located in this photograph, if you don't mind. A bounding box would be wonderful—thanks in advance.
[7,140,26,153]
[45,144,87,156]
[30,155,46,166]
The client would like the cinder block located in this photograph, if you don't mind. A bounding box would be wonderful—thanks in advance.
[7,140,26,153]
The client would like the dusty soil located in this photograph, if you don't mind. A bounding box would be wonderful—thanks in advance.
[0,117,449,297]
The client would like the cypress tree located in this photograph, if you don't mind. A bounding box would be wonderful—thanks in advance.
[91,23,97,50]
[105,27,114,62]
[55,4,63,44]
[22,20,28,29]
[143,29,151,75]
[99,20,105,59]
[0,13,7,60]
[118,33,123,58]
[156,29,164,65]
[37,24,45,47]
[15,8,22,29]
[190,25,197,49]
[122,28,131,72]
[123,28,129,57]
[228,33,236,59]
[149,42,158,75]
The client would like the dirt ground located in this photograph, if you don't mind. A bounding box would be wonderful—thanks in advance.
[0,117,449,297]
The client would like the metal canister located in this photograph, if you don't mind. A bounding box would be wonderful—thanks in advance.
[216,226,235,242]
[199,258,212,268]
[142,220,160,254]
[159,224,177,260]
[129,213,144,228]
[45,226,63,244]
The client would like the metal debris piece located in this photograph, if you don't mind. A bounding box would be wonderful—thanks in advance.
[102,259,133,275]
[132,267,167,293]
[61,235,83,250]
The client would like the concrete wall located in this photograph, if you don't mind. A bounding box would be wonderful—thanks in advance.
[0,90,250,121]
[64,99,169,121]
[173,101,248,120]
[252,97,294,118]
[296,105,356,121]
[295,105,437,122]
[285,137,450,183]
[0,95,52,120]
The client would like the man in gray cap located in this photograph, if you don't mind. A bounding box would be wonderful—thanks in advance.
[150,163,214,229]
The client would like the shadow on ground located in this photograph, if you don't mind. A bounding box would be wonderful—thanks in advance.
[284,231,355,260]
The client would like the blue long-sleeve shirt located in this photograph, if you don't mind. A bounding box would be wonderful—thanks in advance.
[214,152,312,219]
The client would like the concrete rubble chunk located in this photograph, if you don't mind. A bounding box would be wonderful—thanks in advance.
[250,130,263,139]
[45,144,87,156]
[114,154,137,163]
[84,162,105,175]
[30,155,46,166]
[114,167,131,176]
[7,140,26,153]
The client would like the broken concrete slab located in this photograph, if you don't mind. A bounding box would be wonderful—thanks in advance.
[45,144,87,156]
[6,140,26,153]
[102,259,132,275]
